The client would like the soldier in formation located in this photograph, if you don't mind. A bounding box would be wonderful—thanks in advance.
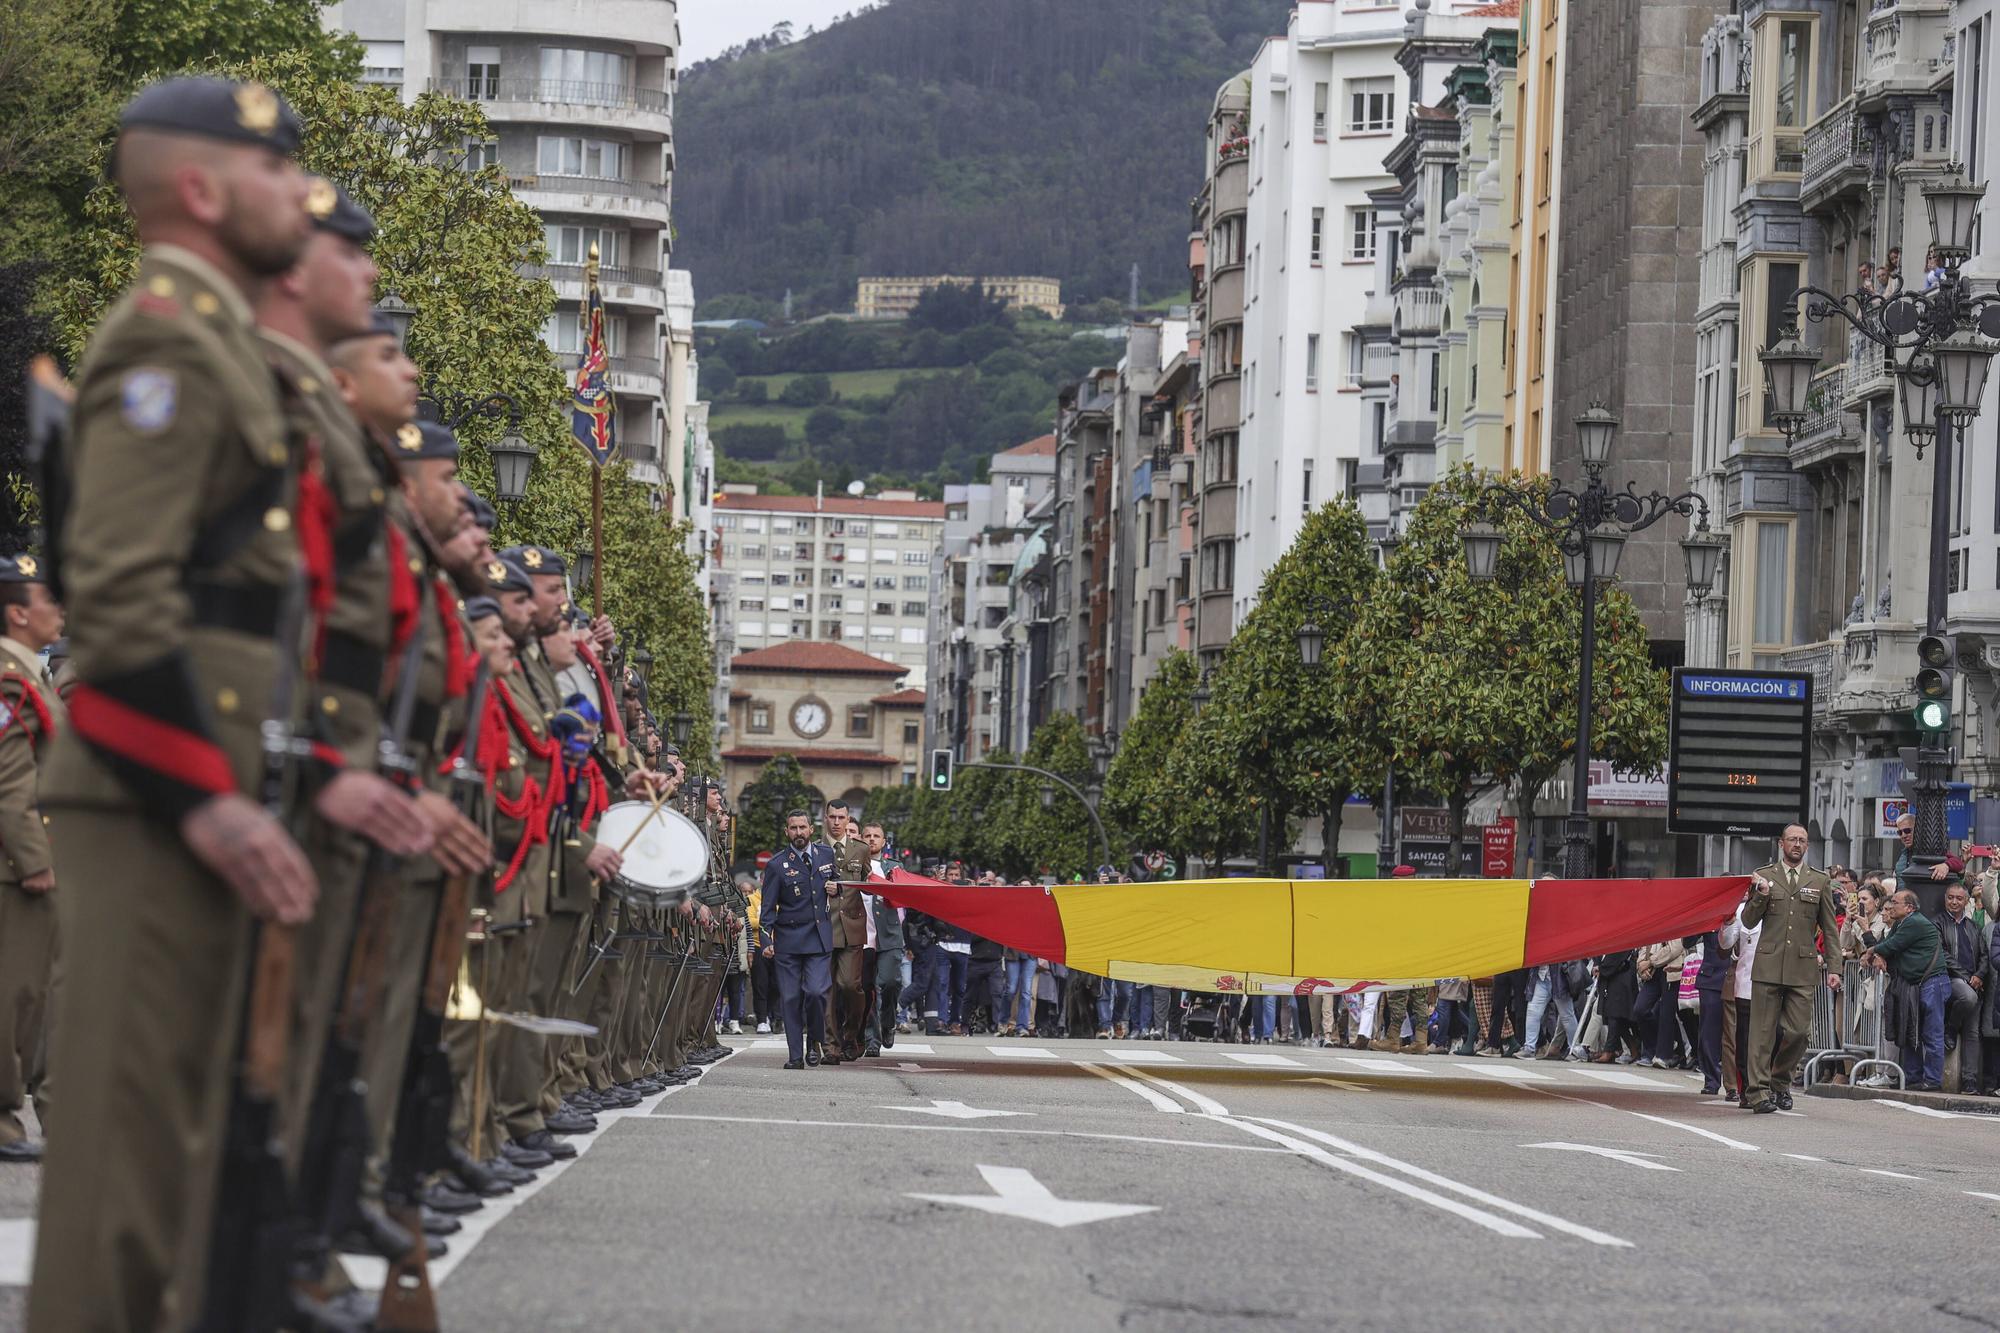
[22,76,728,1333]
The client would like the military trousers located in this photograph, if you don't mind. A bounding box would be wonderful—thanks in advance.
[282,826,365,1179]
[29,810,251,1333]
[775,950,831,1065]
[1745,979,1815,1105]
[0,878,57,1143]
[829,944,869,1056]
[360,874,442,1196]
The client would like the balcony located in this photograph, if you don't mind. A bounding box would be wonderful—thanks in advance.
[1842,327,1893,405]
[1208,263,1245,319]
[506,173,670,224]
[1787,364,1863,470]
[1698,244,1738,311]
[1201,484,1236,534]
[1799,95,1873,213]
[1781,621,1919,728]
[1214,157,1248,219]
[1203,373,1241,429]
[1395,285,1443,336]
[1858,1,1953,101]
[527,262,665,309]
[441,77,671,138]
[424,0,677,50]
[607,354,663,397]
[1361,341,1395,388]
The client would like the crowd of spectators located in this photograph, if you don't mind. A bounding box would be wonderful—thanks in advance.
[706,851,2000,1097]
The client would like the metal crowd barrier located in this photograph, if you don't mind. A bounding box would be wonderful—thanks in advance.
[1803,960,1904,1090]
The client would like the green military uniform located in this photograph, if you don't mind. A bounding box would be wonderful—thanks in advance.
[0,561,67,1154]
[824,828,872,1059]
[31,74,311,1333]
[1376,984,1437,1054]
[1740,858,1840,1108]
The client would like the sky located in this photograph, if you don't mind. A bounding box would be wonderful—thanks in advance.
[678,0,866,64]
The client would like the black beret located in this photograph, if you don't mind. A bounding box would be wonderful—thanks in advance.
[306,178,375,245]
[502,545,566,577]
[0,554,48,585]
[460,487,498,530]
[464,596,501,621]
[328,310,400,349]
[119,77,303,155]
[482,557,533,596]
[389,420,459,462]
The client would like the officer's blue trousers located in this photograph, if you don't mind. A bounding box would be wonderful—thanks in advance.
[775,949,831,1064]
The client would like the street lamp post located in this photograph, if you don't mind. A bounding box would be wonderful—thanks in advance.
[420,388,539,503]
[1760,172,1997,881]
[1459,407,1723,879]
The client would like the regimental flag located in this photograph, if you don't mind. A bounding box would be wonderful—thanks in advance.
[869,869,1750,995]
[571,280,616,467]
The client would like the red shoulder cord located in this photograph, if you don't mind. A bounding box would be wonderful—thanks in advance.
[485,674,563,893]
[433,576,474,699]
[294,437,338,664]
[576,640,629,749]
[576,761,609,832]
[0,676,57,752]
[383,524,422,661]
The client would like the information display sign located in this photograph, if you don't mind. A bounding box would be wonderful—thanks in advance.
[1667,669,1812,837]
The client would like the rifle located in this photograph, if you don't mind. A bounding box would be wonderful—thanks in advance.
[292,601,432,1293]
[192,565,314,1333]
[377,658,490,1333]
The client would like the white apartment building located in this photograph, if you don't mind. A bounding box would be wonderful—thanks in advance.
[714,488,945,685]
[325,0,680,489]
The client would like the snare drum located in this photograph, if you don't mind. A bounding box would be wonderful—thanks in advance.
[594,801,709,910]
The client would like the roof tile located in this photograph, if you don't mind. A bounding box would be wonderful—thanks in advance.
[730,642,910,676]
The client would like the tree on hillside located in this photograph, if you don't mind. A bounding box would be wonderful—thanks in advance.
[1337,466,1668,874]
[908,281,1012,335]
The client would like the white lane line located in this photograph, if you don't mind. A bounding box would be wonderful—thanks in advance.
[0,1218,31,1285]
[1784,1153,1826,1162]
[1219,1117,1544,1240]
[644,1112,1285,1153]
[1251,1118,1633,1247]
[1333,1057,1436,1076]
[1078,1062,1185,1114]
[1453,1062,1553,1082]
[1102,1048,1183,1063]
[991,1045,1057,1059]
[1967,1191,2000,1201]
[1874,1099,2000,1121]
[1860,1168,1923,1180]
[345,1048,737,1291]
[1575,1069,1671,1088]
[1119,1067,1231,1117]
[1225,1052,1304,1068]
[1526,1142,1679,1172]
[1522,1084,1762,1152]
[890,1042,936,1054]
[1296,1076,1375,1093]
[750,1037,788,1050]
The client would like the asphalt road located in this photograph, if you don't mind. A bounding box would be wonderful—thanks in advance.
[2,1035,1996,1331]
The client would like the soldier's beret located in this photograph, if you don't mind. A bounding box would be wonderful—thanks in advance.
[119,77,303,155]
[502,545,566,577]
[307,178,375,245]
[328,310,401,349]
[0,554,47,585]
[460,487,498,530]
[391,420,459,462]
[464,596,500,622]
[482,557,533,596]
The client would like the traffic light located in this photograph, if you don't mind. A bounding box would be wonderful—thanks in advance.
[1914,695,1951,735]
[1916,633,1956,706]
[929,748,954,792]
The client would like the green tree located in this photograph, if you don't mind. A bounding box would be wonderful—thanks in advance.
[1157,699,1261,872]
[778,372,832,407]
[736,756,823,860]
[1338,465,1668,873]
[1101,649,1198,858]
[991,715,1097,880]
[737,379,770,404]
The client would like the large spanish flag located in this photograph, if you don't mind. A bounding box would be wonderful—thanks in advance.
[870,871,1750,995]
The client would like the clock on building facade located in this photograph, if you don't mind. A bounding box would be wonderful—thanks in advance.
[790,697,831,739]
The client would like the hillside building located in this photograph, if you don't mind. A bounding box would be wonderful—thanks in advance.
[855,275,1064,320]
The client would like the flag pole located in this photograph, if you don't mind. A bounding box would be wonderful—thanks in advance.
[586,243,605,618]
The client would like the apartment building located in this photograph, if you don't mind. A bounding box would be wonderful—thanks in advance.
[1504,0,1565,475]
[713,488,945,685]
[326,0,680,490]
[855,275,1064,320]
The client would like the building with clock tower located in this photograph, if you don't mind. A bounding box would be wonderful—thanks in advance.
[720,641,928,820]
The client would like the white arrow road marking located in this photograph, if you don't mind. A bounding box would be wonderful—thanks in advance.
[1225,1052,1304,1067]
[907,1165,1160,1228]
[1526,1142,1680,1172]
[1295,1076,1374,1093]
[880,1100,1030,1120]
[1078,1062,1184,1113]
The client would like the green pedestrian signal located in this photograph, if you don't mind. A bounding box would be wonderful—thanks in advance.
[1914,697,1950,734]
[929,749,953,791]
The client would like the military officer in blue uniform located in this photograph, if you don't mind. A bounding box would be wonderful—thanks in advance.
[759,810,836,1070]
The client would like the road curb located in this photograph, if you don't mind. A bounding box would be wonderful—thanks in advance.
[1805,1083,2000,1116]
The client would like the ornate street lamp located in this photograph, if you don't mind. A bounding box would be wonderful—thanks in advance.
[670,711,693,750]
[1295,617,1326,669]
[488,426,538,505]
[420,388,539,503]
[1758,325,1821,433]
[1922,175,1986,264]
[1189,668,1213,718]
[1461,406,1718,878]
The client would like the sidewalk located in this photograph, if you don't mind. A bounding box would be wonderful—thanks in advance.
[1805,1082,2000,1116]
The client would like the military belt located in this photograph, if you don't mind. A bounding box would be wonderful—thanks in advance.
[189,578,286,637]
[319,630,385,700]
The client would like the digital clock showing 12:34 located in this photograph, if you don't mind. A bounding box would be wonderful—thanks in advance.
[1725,773,1759,787]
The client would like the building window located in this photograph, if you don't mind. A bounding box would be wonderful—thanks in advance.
[1346,77,1394,134]
[360,41,405,85]
[466,47,501,99]
[1372,401,1386,454]
[538,47,633,103]
[903,721,920,745]
[902,574,928,590]
[901,600,927,616]
[1347,208,1378,261]
[543,225,627,267]
[1346,333,1364,388]
[873,600,894,616]
[542,309,625,356]
[1305,334,1320,392]
[748,703,772,733]
[464,137,501,171]
[1772,21,1810,128]
[536,135,628,180]
[848,707,872,737]
[1200,540,1236,592]
[902,550,928,565]
[903,524,928,539]
[737,597,764,611]
[902,768,917,786]
[1730,518,1795,667]
[1309,207,1325,264]
[1313,81,1329,140]
[1429,351,1441,414]
[1302,458,1314,513]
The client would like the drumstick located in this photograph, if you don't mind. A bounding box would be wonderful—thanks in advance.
[615,783,674,856]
